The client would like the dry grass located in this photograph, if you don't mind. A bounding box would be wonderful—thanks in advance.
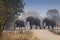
[0,30,38,40]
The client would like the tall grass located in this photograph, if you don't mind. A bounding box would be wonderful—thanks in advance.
[0,30,39,40]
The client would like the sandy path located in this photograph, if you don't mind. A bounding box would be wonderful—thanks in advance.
[31,29,60,40]
[3,29,60,40]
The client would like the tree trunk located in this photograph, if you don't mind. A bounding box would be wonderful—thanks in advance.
[0,25,3,37]
[0,20,6,36]
[0,29,2,36]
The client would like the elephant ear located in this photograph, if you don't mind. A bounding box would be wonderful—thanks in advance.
[43,18,48,22]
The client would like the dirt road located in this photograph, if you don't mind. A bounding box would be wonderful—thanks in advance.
[31,29,60,40]
[3,29,60,40]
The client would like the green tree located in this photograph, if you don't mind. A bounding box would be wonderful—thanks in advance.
[47,9,59,20]
[0,0,25,35]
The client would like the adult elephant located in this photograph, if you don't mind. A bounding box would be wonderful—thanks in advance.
[14,19,25,31]
[43,18,56,29]
[26,16,41,29]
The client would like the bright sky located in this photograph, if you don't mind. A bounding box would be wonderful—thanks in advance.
[24,0,60,17]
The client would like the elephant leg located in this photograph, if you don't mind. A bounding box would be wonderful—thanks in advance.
[21,27,22,31]
[30,27,32,29]
[48,26,50,29]
[14,25,15,31]
[43,23,46,29]
[52,26,54,30]
[40,27,41,29]
[19,26,22,33]
[19,27,20,30]
[21,27,22,30]
[39,25,41,29]
[35,26,37,29]
[30,25,32,29]
[44,26,46,29]
[19,26,21,31]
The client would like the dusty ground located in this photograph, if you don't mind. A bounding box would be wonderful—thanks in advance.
[1,29,60,40]
[31,29,60,40]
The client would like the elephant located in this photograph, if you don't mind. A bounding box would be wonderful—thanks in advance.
[43,18,56,29]
[26,16,41,29]
[14,19,25,30]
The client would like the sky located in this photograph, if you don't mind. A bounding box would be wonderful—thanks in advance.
[24,0,60,17]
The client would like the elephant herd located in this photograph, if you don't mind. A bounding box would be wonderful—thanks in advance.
[14,16,56,30]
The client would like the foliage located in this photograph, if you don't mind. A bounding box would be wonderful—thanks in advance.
[47,9,59,20]
[0,0,25,35]
[47,9,59,16]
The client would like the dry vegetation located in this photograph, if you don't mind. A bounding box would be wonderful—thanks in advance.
[0,30,38,40]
